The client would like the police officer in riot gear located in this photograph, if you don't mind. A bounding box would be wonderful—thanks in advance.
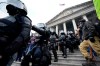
[32,23,51,66]
[21,23,51,66]
[49,30,58,62]
[67,32,74,53]
[59,30,67,58]
[0,0,32,66]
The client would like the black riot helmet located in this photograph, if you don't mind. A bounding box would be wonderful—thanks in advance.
[0,0,27,16]
[59,30,65,35]
[7,0,27,15]
[51,31,56,35]
[50,28,55,35]
[36,23,47,30]
[6,4,18,15]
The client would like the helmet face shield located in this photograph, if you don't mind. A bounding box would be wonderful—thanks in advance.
[0,2,9,18]
[60,30,64,33]
[0,0,27,17]
[59,30,65,35]
[7,0,27,10]
[36,23,46,29]
[7,0,27,15]
[50,29,55,32]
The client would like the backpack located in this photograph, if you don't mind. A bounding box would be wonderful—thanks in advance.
[59,34,66,41]
[49,34,56,42]
[50,34,56,39]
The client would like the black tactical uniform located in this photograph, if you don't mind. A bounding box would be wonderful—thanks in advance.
[0,0,32,66]
[49,31,58,62]
[59,30,67,58]
[67,33,74,53]
[21,23,51,66]
[32,24,51,66]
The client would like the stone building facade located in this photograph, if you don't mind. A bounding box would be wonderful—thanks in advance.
[46,1,96,35]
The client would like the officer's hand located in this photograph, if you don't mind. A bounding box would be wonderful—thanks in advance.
[89,37,95,43]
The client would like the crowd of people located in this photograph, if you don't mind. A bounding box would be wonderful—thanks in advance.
[13,29,80,65]
[0,0,100,66]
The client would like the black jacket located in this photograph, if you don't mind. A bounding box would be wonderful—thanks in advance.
[0,15,32,55]
[81,21,96,40]
[32,26,50,46]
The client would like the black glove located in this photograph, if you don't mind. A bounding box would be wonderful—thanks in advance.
[89,37,95,43]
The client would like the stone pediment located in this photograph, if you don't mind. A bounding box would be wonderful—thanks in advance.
[46,1,93,25]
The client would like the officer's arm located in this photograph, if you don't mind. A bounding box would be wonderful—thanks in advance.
[32,25,50,36]
[5,16,32,55]
[15,16,32,43]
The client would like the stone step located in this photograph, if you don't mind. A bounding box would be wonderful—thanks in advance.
[51,50,85,66]
[53,50,82,54]
[52,61,85,64]
[50,62,82,66]
[51,57,86,64]
[11,62,21,66]
[11,50,84,66]
[51,59,86,64]
[51,52,82,56]
[52,54,83,58]
[12,62,32,66]
[12,62,82,66]
[56,50,80,52]
[52,49,82,53]
[52,57,85,61]
[52,53,83,59]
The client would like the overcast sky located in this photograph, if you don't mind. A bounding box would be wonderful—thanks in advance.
[21,0,91,25]
[0,0,91,25]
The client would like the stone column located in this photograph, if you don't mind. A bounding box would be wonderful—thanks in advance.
[72,19,77,33]
[56,25,59,35]
[63,22,67,34]
[83,15,88,21]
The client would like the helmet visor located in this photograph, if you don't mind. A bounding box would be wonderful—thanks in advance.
[37,23,46,28]
[0,0,26,18]
[0,2,9,18]
[7,0,25,9]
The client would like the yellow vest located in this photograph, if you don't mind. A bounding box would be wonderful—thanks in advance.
[93,0,100,20]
